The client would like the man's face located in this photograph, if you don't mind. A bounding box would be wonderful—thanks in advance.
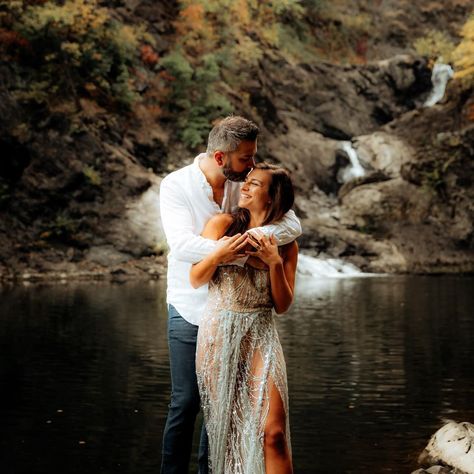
[221,140,257,182]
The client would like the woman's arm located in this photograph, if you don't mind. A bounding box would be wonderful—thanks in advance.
[189,214,248,289]
[269,241,298,313]
[248,236,298,314]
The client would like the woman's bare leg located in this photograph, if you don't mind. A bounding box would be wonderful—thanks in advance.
[263,380,293,474]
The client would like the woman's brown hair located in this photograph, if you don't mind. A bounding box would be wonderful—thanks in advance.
[225,163,295,237]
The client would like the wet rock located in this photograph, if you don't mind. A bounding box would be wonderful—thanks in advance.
[411,468,454,474]
[85,246,132,266]
[108,183,167,257]
[255,53,431,140]
[265,122,341,194]
[1,2,473,279]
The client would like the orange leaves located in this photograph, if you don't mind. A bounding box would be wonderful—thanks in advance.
[466,103,474,122]
[231,0,250,27]
[0,28,30,54]
[140,44,159,67]
[175,3,206,37]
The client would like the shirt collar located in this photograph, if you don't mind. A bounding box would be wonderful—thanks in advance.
[192,153,211,193]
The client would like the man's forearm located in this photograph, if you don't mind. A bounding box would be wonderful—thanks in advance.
[249,209,302,246]
[168,234,218,264]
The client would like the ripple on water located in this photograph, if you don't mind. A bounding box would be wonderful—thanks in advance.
[1,276,474,473]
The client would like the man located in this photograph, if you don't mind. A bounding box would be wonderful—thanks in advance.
[159,116,301,474]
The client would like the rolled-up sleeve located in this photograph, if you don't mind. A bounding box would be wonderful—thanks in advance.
[249,209,302,245]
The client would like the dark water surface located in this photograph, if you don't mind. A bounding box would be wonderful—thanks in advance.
[1,276,473,474]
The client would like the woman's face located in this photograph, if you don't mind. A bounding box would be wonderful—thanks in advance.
[238,169,271,212]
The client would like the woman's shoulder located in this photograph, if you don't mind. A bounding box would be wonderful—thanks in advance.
[202,213,234,239]
[212,212,233,223]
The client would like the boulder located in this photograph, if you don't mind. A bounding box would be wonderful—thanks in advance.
[353,131,416,178]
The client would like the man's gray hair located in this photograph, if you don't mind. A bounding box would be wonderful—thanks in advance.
[206,116,259,156]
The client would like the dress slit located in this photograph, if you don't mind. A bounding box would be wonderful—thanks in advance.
[196,265,291,474]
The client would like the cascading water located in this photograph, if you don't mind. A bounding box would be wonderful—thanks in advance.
[293,143,369,287]
[337,141,365,183]
[295,254,375,295]
[424,62,454,107]
[297,254,362,278]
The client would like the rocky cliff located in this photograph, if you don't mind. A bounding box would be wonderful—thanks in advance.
[0,0,473,281]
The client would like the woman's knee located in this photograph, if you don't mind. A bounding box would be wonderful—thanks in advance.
[264,422,287,453]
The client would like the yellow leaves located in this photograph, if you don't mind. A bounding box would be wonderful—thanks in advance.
[61,41,81,60]
[82,165,101,186]
[172,0,307,67]
[414,30,455,62]
[231,0,250,27]
[453,15,474,82]
[233,36,263,65]
[174,2,217,54]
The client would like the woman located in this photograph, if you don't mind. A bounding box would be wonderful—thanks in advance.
[190,163,298,474]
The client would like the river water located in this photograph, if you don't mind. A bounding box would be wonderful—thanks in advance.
[1,275,473,474]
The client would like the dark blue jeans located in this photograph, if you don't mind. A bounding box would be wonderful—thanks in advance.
[161,305,208,474]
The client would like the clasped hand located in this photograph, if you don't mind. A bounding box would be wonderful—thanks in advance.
[212,233,249,264]
[245,230,282,267]
[212,230,282,266]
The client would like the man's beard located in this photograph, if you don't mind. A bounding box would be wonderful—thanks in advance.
[222,162,251,182]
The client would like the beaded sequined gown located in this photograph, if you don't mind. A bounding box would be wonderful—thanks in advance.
[196,264,291,474]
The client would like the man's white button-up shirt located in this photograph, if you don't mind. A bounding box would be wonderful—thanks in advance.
[159,154,302,326]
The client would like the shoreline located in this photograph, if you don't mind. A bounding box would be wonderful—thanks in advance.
[0,254,167,286]
[2,255,473,287]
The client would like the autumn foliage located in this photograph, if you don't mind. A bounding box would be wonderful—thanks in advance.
[453,13,474,85]
[0,0,158,109]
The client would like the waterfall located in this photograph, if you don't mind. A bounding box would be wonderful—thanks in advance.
[424,62,454,107]
[297,254,363,278]
[337,141,365,183]
[295,254,382,295]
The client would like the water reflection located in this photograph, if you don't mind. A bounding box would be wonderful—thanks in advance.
[1,276,473,473]
[0,281,170,474]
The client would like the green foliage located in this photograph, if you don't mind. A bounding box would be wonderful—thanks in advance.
[161,49,232,148]
[421,155,456,197]
[82,165,101,186]
[414,30,455,62]
[0,181,11,206]
[305,0,371,63]
[41,212,79,242]
[0,0,155,108]
[163,0,317,147]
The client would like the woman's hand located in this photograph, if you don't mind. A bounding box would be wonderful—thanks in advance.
[211,233,249,264]
[246,232,282,267]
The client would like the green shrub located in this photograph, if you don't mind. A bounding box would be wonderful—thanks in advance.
[161,50,232,147]
[1,0,154,108]
[162,0,318,148]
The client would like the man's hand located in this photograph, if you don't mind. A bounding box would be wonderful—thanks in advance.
[212,233,249,264]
